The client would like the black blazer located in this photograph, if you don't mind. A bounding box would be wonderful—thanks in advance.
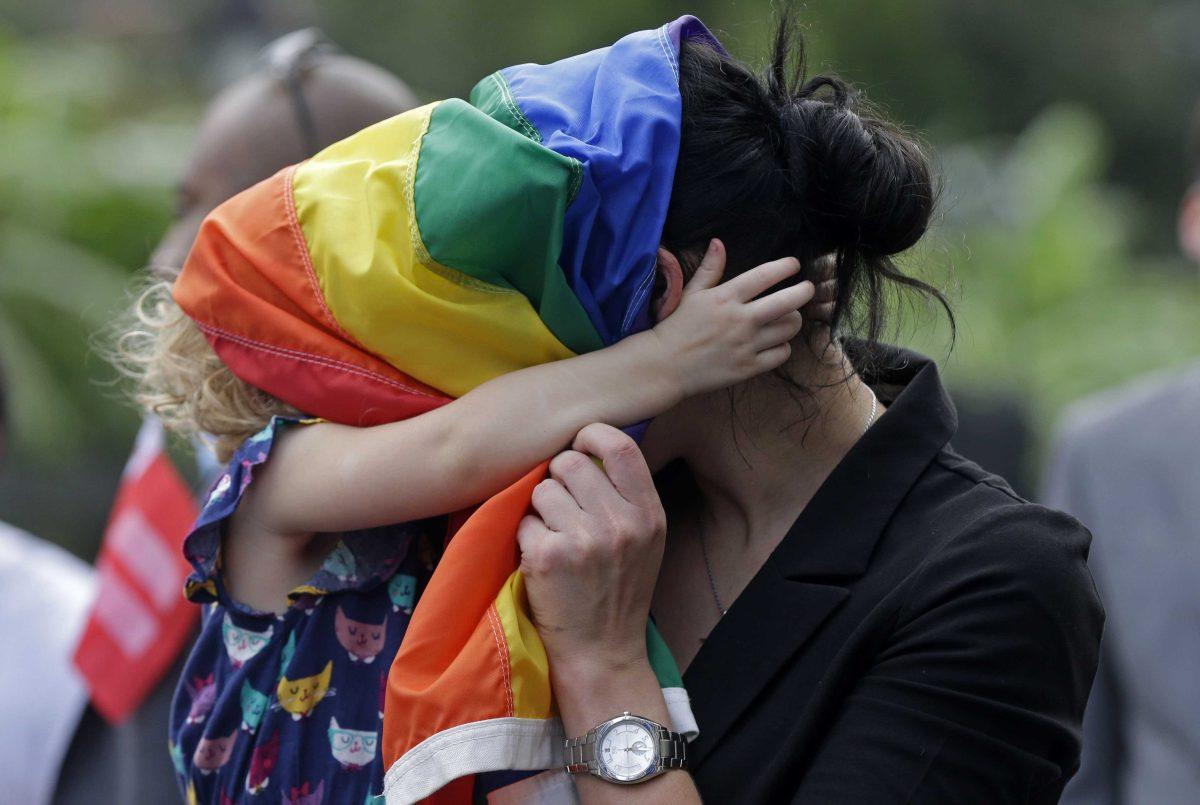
[673,347,1104,803]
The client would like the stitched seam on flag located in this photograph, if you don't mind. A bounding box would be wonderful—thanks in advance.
[406,107,517,296]
[486,603,515,717]
[618,25,680,338]
[282,164,358,344]
[565,157,583,205]
[657,24,679,80]
[621,259,657,337]
[488,71,581,206]
[405,108,436,268]
[196,321,440,399]
[200,322,433,396]
[424,261,517,295]
[383,716,566,801]
[492,72,541,142]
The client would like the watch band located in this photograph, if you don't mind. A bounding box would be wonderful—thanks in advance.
[563,733,597,775]
[563,713,687,778]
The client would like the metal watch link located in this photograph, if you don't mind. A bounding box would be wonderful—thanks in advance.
[564,712,687,784]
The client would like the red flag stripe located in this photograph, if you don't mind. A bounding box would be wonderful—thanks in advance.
[91,559,162,657]
[105,508,185,611]
[73,418,200,724]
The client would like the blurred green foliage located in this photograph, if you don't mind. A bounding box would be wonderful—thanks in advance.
[0,28,192,463]
[0,2,1197,555]
[910,105,1200,445]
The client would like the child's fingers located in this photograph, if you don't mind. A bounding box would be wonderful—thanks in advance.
[754,342,793,371]
[570,423,658,511]
[752,311,804,352]
[750,281,815,323]
[724,256,801,301]
[680,239,726,296]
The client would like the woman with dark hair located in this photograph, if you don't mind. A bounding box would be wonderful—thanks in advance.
[517,15,1104,804]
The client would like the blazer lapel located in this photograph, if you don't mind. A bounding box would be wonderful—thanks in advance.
[682,564,850,768]
[681,351,957,768]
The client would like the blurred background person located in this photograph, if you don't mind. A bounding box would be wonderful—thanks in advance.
[1046,111,1200,805]
[0,368,97,804]
[147,28,420,280]
[48,29,422,802]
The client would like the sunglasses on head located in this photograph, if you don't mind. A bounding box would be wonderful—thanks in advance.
[260,28,339,157]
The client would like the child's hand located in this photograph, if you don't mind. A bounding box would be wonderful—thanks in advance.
[651,239,814,398]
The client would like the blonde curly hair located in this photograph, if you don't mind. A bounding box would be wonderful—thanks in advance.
[109,281,299,462]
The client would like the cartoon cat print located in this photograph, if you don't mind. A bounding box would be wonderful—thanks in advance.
[277,661,333,720]
[193,729,236,774]
[240,680,269,733]
[324,542,357,582]
[245,729,280,794]
[387,573,416,614]
[334,606,387,664]
[169,740,186,777]
[328,716,377,771]
[222,613,273,666]
[278,630,296,679]
[282,780,324,805]
[185,673,216,724]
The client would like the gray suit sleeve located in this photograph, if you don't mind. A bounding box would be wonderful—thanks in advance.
[1044,424,1123,805]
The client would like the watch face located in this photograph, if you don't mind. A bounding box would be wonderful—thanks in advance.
[598,718,657,782]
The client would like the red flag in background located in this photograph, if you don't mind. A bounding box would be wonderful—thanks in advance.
[73,418,199,724]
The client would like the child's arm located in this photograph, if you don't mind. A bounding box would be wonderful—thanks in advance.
[240,240,813,535]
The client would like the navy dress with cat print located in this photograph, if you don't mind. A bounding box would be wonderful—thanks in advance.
[169,417,443,804]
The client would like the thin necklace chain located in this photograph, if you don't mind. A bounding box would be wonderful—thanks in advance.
[698,524,728,617]
[697,389,879,619]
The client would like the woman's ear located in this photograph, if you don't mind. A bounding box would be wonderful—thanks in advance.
[653,247,685,322]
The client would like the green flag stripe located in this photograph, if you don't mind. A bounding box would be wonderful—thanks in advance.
[470,71,542,143]
[473,72,584,204]
[413,99,603,355]
[646,620,684,689]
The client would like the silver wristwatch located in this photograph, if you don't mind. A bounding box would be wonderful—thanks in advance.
[564,712,687,784]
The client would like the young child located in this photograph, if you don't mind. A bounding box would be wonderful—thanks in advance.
[119,235,812,802]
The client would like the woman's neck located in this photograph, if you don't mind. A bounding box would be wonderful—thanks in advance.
[645,336,880,551]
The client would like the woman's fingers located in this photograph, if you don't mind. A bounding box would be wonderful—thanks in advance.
[529,477,582,532]
[548,449,624,516]
[516,513,553,552]
[752,311,804,352]
[570,423,660,514]
[679,239,726,296]
[723,256,800,301]
[516,513,567,578]
[750,280,815,323]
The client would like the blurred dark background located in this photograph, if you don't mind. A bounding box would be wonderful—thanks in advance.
[1,0,1198,557]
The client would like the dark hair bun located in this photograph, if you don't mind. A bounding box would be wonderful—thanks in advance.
[774,77,933,258]
[664,8,952,349]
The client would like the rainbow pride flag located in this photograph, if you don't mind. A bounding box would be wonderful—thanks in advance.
[174,16,723,803]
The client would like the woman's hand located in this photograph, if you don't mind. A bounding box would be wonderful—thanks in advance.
[650,239,814,399]
[517,423,666,674]
[518,424,702,802]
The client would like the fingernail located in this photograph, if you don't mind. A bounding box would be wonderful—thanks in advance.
[707,239,717,255]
